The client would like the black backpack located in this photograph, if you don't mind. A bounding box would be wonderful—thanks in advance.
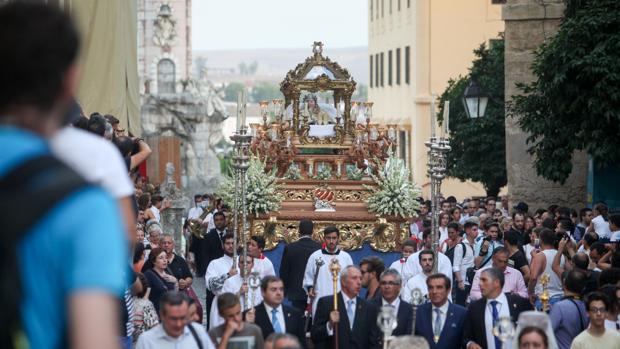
[0,155,87,349]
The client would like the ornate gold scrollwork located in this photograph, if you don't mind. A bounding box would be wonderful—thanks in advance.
[250,219,408,252]
[279,189,371,202]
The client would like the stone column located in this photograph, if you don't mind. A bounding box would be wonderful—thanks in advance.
[160,162,190,255]
[504,0,587,209]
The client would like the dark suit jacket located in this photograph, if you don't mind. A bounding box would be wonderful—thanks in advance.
[463,293,534,349]
[311,293,380,349]
[280,236,321,301]
[189,228,225,276]
[253,302,306,347]
[370,297,413,336]
[415,302,467,349]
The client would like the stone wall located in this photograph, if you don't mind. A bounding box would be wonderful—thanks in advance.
[504,0,587,210]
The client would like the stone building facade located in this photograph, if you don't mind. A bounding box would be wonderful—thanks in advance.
[503,0,587,209]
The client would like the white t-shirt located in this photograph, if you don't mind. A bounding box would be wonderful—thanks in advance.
[150,206,160,222]
[591,215,612,240]
[51,127,133,198]
[610,230,620,242]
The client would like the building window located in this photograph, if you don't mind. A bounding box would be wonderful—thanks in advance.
[375,53,379,88]
[407,0,410,8]
[398,0,401,11]
[157,58,175,93]
[376,0,380,19]
[388,50,393,86]
[405,46,410,85]
[396,48,401,85]
[491,0,506,4]
[398,130,409,168]
[381,0,384,18]
[370,0,373,21]
[370,55,373,88]
[389,0,392,14]
[380,52,384,87]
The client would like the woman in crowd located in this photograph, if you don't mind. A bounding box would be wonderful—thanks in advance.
[438,212,450,243]
[518,326,549,349]
[143,247,178,314]
[133,243,146,273]
[131,273,159,343]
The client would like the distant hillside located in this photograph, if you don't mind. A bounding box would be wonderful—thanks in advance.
[195,46,369,86]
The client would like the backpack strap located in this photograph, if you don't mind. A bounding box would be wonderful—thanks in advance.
[0,155,88,349]
[187,323,204,349]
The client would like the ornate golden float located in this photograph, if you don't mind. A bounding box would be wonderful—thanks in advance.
[248,42,409,252]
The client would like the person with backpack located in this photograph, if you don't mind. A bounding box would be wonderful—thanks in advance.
[441,223,467,301]
[0,3,128,349]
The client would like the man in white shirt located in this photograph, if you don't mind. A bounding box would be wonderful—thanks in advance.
[304,226,354,315]
[609,214,620,242]
[458,221,478,305]
[403,250,436,302]
[406,229,453,286]
[188,194,204,220]
[588,203,612,240]
[136,291,215,349]
[206,234,237,329]
[389,240,416,291]
[248,235,276,278]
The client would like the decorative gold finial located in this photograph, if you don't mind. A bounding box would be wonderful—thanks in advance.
[312,41,324,56]
[539,273,550,312]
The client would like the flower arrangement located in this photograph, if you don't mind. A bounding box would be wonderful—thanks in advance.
[216,156,284,216]
[346,165,364,180]
[284,163,302,180]
[364,153,421,218]
[312,164,332,180]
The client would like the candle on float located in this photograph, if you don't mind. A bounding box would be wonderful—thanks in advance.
[240,89,247,129]
[430,95,436,138]
[443,101,450,137]
[236,91,242,132]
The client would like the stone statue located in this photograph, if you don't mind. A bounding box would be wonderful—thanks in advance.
[153,4,177,47]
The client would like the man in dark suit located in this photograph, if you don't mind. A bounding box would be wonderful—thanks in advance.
[311,265,381,349]
[246,276,306,347]
[189,211,227,327]
[371,268,413,336]
[463,267,533,349]
[280,219,321,312]
[414,273,467,349]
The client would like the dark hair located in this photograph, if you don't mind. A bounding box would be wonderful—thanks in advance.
[609,214,620,228]
[579,207,592,220]
[493,247,510,258]
[194,194,202,200]
[402,239,417,249]
[557,218,574,233]
[72,116,89,130]
[104,114,119,125]
[217,292,240,314]
[0,2,79,113]
[518,327,548,348]
[418,249,434,262]
[222,232,235,242]
[135,273,150,298]
[593,203,608,219]
[133,243,146,264]
[572,253,590,270]
[511,211,525,220]
[503,230,519,246]
[426,273,451,290]
[323,226,340,237]
[585,291,610,312]
[556,206,571,219]
[260,275,282,292]
[547,205,559,215]
[485,197,496,204]
[299,219,314,236]
[563,269,587,294]
[534,208,547,217]
[151,195,163,204]
[598,285,619,314]
[251,235,266,250]
[148,247,166,265]
[539,228,556,246]
[138,193,151,210]
[447,222,460,232]
[583,232,599,247]
[464,221,478,230]
[599,268,620,288]
[482,267,505,288]
[87,113,108,137]
[213,211,226,220]
[360,256,385,282]
[590,242,608,256]
[446,196,457,203]
[542,218,557,230]
[159,291,190,315]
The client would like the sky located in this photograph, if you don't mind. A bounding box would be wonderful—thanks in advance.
[192,0,368,50]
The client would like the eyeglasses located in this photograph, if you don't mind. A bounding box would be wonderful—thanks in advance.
[589,307,607,314]
[380,281,400,286]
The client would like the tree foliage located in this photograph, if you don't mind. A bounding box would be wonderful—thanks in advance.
[223,82,245,102]
[508,0,620,183]
[250,82,283,103]
[437,38,506,197]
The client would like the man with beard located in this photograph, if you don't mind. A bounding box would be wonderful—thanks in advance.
[206,233,237,329]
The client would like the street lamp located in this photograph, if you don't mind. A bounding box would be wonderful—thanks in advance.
[462,79,489,119]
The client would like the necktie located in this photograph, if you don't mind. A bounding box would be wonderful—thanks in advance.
[346,300,355,329]
[490,300,502,349]
[271,308,283,333]
[433,308,442,343]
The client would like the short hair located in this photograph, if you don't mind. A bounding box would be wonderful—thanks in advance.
[593,203,608,217]
[446,196,457,203]
[340,265,360,282]
[418,249,434,262]
[146,222,163,235]
[557,218,574,233]
[379,268,402,286]
[133,243,145,264]
[402,239,417,249]
[104,114,119,125]
[135,273,150,298]
[274,333,302,349]
[222,232,235,242]
[583,232,599,246]
[218,292,240,314]
[159,291,189,315]
[151,195,163,204]
[360,256,385,281]
[503,230,519,246]
[579,207,592,220]
[485,197,496,204]
[487,222,500,231]
[426,273,451,290]
[213,211,226,219]
[464,221,478,230]
[539,228,556,246]
[482,267,505,288]
[260,275,282,292]
[447,222,460,232]
[299,219,314,236]
[148,247,166,265]
[194,194,203,200]
[251,235,266,250]
[590,242,608,256]
[324,226,340,237]
[599,268,620,288]
[563,269,587,294]
[556,206,571,219]
[585,291,610,312]
[609,214,620,228]
[0,2,80,113]
[422,227,432,240]
[599,285,619,314]
[138,193,151,210]
[87,114,108,137]
[113,135,134,157]
[572,253,590,270]
[542,218,557,230]
[493,247,510,258]
[518,327,548,348]
[511,211,525,220]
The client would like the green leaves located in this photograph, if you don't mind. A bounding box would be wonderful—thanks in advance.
[509,0,620,183]
[438,38,507,197]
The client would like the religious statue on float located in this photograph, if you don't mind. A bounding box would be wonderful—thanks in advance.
[303,94,334,125]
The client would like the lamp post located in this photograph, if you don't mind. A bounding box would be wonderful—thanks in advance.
[231,90,252,282]
[425,95,451,274]
[462,79,489,119]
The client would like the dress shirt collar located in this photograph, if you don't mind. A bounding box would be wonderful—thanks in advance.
[264,302,283,315]
[155,323,191,341]
[432,300,450,315]
[486,292,508,308]
[342,292,357,305]
[382,297,401,309]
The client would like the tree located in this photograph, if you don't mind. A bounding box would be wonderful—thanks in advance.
[250,82,283,103]
[223,82,245,102]
[352,83,368,101]
[437,38,506,197]
[509,0,620,183]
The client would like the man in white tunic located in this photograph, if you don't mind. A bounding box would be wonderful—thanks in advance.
[206,233,237,329]
[303,226,353,315]
[406,228,453,285]
[403,250,435,303]
[388,240,416,294]
[248,235,276,278]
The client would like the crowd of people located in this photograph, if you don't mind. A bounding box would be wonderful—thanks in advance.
[3,3,620,349]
